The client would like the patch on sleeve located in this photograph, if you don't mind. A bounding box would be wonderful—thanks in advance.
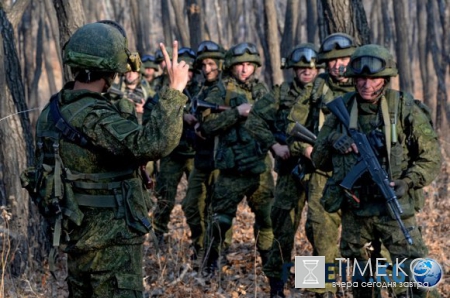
[104,118,140,141]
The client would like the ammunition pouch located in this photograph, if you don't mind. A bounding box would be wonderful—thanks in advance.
[320,177,345,213]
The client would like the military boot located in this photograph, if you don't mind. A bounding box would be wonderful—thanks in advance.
[269,277,286,298]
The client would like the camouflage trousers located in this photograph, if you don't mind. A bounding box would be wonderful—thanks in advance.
[263,172,307,280]
[67,244,143,298]
[341,211,441,298]
[153,154,193,234]
[305,171,341,294]
[204,158,274,266]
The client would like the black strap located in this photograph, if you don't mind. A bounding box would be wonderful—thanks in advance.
[49,94,90,147]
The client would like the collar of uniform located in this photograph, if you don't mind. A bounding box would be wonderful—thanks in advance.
[356,95,380,114]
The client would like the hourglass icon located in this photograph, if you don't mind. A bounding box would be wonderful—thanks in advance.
[303,259,319,284]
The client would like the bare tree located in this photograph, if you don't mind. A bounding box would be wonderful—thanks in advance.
[170,0,189,46]
[393,0,414,93]
[53,0,85,83]
[161,0,173,43]
[306,0,318,43]
[186,0,203,49]
[264,0,282,86]
[416,0,432,106]
[319,0,370,44]
[280,0,297,59]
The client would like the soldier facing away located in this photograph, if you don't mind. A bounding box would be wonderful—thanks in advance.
[311,44,442,298]
[22,20,189,298]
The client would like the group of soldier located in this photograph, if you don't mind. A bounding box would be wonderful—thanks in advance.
[25,19,441,298]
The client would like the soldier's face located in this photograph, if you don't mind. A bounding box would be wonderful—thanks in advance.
[294,67,318,84]
[125,71,139,84]
[144,68,156,80]
[202,58,219,82]
[231,62,255,83]
[327,57,351,81]
[355,77,385,102]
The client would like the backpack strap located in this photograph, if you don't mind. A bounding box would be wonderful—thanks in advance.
[49,94,91,147]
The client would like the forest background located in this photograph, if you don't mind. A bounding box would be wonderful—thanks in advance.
[0,0,449,297]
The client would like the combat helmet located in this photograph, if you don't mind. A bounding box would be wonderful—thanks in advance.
[178,47,196,70]
[155,47,173,64]
[345,44,398,78]
[283,43,324,69]
[141,54,159,70]
[318,33,358,62]
[224,42,262,69]
[63,21,131,73]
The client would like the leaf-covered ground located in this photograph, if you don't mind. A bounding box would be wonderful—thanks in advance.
[3,163,449,297]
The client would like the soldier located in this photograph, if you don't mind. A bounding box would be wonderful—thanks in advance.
[181,41,226,262]
[306,33,359,297]
[140,54,159,97]
[311,44,441,298]
[151,46,200,243]
[23,21,189,297]
[197,42,274,275]
[245,43,323,298]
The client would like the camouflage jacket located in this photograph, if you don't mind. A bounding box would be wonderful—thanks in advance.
[199,75,269,174]
[311,89,441,216]
[245,79,314,174]
[34,82,186,251]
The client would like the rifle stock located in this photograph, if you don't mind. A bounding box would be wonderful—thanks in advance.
[108,86,145,104]
[326,97,413,245]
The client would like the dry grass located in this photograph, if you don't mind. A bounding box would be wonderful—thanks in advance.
[1,164,449,298]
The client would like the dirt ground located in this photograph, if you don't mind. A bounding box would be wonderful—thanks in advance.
[3,162,449,298]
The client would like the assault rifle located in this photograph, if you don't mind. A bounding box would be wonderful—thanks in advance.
[108,86,145,104]
[288,123,317,181]
[327,97,413,245]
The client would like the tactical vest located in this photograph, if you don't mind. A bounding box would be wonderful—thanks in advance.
[322,89,430,216]
[21,91,153,247]
[272,80,313,174]
[214,76,268,174]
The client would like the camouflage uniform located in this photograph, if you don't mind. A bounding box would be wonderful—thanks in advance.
[152,48,201,237]
[199,43,274,271]
[312,44,441,298]
[25,21,186,298]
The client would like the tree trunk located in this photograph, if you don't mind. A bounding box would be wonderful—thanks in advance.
[264,0,282,86]
[170,0,189,46]
[280,0,297,59]
[53,0,85,83]
[319,0,370,44]
[381,0,393,49]
[306,0,317,43]
[186,0,203,49]
[416,0,431,106]
[0,5,39,279]
[161,0,173,43]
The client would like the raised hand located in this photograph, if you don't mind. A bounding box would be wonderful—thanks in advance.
[160,40,189,92]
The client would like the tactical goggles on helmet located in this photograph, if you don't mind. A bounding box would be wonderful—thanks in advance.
[290,47,317,63]
[141,55,156,62]
[349,56,394,75]
[231,43,259,56]
[197,41,221,55]
[178,47,196,58]
[322,35,354,52]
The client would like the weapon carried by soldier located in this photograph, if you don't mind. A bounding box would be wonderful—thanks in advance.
[286,123,317,181]
[191,98,230,114]
[327,97,413,245]
[107,86,146,104]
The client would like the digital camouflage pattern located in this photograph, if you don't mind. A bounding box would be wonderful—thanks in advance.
[34,83,186,297]
[152,70,201,236]
[245,78,317,282]
[312,89,441,298]
[199,74,274,268]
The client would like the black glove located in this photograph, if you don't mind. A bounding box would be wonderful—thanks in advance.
[393,179,409,198]
[328,132,354,154]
